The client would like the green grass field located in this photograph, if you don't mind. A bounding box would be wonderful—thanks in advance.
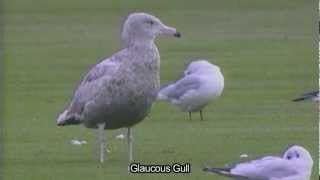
[3,0,318,179]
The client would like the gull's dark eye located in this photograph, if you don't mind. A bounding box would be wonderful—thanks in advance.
[145,20,154,25]
[286,155,292,160]
[295,152,300,158]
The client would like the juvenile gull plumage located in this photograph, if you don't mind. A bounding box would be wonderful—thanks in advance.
[203,145,313,180]
[157,60,224,120]
[57,12,180,163]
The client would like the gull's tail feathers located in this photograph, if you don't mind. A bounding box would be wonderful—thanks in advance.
[293,91,319,102]
[202,166,249,180]
[56,109,82,126]
[292,97,312,102]
[157,83,173,101]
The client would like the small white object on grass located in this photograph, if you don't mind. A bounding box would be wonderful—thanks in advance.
[71,139,87,145]
[115,134,125,140]
[240,154,248,158]
[203,145,313,180]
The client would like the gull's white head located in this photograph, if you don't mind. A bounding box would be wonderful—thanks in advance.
[184,60,221,76]
[121,12,180,46]
[282,145,313,177]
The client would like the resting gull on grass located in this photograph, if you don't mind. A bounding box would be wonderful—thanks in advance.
[57,12,180,163]
[157,60,224,120]
[203,145,313,180]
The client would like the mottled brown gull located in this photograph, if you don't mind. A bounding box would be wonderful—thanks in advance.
[157,60,224,120]
[57,12,180,163]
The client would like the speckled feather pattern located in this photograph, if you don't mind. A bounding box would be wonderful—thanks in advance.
[67,43,160,129]
[57,12,179,129]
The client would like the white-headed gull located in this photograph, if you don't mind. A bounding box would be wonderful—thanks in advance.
[203,145,313,180]
[157,60,224,120]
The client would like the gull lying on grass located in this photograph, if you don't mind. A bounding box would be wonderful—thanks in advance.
[293,90,319,102]
[203,145,313,180]
[157,60,224,120]
[57,12,180,163]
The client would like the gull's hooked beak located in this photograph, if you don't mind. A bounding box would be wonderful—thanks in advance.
[159,24,181,38]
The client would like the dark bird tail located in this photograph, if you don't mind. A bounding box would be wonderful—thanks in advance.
[202,166,249,180]
[203,166,231,176]
[293,91,319,102]
[292,97,309,102]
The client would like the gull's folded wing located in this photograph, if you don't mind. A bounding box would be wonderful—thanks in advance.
[162,75,201,100]
[67,50,124,115]
[231,157,298,179]
[203,156,298,179]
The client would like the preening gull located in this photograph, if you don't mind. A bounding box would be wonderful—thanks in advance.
[57,12,180,163]
[203,145,313,180]
[157,60,224,120]
[293,90,319,102]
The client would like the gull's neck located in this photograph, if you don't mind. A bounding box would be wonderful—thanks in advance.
[123,37,156,48]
